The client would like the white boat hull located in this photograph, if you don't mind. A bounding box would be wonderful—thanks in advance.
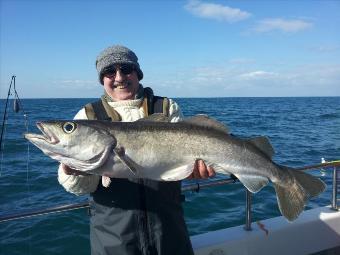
[191,206,340,255]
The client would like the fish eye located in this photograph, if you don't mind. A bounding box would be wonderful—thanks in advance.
[63,122,76,134]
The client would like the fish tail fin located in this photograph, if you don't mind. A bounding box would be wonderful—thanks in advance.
[274,166,326,221]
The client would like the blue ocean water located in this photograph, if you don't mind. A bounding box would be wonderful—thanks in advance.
[0,97,339,255]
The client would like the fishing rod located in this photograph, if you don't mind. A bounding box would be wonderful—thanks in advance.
[0,76,15,154]
[0,160,339,223]
[0,75,27,155]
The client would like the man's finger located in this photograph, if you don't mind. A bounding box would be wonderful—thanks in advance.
[207,166,215,177]
[192,160,199,179]
[198,160,208,178]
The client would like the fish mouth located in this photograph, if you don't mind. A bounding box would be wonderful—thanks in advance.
[36,122,60,144]
[25,122,59,145]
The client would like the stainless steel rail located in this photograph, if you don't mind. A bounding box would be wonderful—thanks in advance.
[0,202,90,223]
[332,165,339,210]
[1,161,339,227]
[0,177,239,224]
[244,190,252,231]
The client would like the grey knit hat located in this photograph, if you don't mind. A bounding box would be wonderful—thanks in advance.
[96,45,143,84]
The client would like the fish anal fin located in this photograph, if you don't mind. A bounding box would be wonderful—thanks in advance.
[248,136,275,158]
[234,174,269,193]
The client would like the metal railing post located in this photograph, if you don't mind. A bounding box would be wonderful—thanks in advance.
[244,189,252,231]
[331,166,339,210]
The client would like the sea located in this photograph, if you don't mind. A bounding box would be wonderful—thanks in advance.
[0,97,339,255]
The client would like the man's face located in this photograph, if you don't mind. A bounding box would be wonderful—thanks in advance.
[102,64,140,101]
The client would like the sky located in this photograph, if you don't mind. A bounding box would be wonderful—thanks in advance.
[1,0,340,98]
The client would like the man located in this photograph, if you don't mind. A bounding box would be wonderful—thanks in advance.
[58,45,215,255]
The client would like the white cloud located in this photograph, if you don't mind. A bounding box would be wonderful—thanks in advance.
[59,80,95,84]
[254,18,312,33]
[309,44,340,53]
[54,79,98,90]
[228,58,255,65]
[239,71,278,80]
[184,0,251,23]
[148,62,340,97]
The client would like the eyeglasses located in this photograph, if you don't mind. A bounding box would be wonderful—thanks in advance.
[103,64,135,78]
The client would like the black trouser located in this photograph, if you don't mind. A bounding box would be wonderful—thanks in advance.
[90,178,194,255]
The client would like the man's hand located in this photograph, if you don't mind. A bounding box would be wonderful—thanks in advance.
[187,159,215,179]
[61,163,89,176]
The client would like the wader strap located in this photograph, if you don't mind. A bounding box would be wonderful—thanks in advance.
[143,87,154,116]
[84,103,97,120]
[99,95,121,121]
[154,96,169,116]
[143,87,169,116]
[142,97,149,117]
[84,96,121,121]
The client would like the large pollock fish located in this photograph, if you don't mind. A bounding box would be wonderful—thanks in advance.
[24,114,325,221]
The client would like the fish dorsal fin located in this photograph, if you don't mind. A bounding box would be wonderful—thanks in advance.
[183,115,230,134]
[137,113,171,122]
[248,136,275,158]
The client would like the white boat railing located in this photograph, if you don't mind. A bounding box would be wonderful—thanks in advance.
[0,161,339,228]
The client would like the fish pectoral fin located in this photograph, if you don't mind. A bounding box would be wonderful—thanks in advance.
[234,174,269,193]
[113,148,138,176]
[159,164,194,181]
